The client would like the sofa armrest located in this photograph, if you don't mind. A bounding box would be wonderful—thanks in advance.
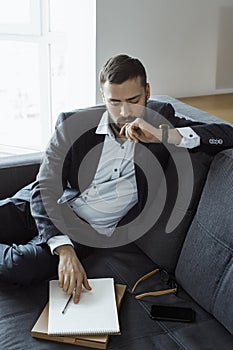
[0,152,42,199]
[175,148,233,335]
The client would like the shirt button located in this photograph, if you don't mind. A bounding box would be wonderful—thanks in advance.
[84,196,87,200]
[114,168,118,172]
[121,145,124,149]
[189,134,193,137]
[93,185,96,189]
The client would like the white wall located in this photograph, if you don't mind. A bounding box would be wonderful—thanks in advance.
[96,0,233,102]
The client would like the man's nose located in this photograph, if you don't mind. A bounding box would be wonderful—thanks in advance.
[120,102,131,118]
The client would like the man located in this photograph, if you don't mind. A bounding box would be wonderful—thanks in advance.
[0,54,232,304]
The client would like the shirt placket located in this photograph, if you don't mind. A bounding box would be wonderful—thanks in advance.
[111,142,127,180]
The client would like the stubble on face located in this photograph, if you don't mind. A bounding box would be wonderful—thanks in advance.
[101,77,149,136]
[108,96,147,136]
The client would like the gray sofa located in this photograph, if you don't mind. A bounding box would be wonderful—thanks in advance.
[0,96,232,350]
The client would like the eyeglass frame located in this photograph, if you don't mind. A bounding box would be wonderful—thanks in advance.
[131,268,178,300]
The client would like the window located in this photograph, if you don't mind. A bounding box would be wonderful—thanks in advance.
[0,0,41,35]
[0,0,96,156]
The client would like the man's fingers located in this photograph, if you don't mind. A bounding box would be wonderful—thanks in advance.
[57,247,91,303]
[63,274,70,293]
[125,124,135,141]
[125,126,132,140]
[119,124,126,136]
[127,125,140,142]
[129,128,140,142]
[72,274,92,304]
[58,268,64,288]
[67,275,76,295]
[83,275,92,291]
[74,277,83,303]
[120,123,141,142]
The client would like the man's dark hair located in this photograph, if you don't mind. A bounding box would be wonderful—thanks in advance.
[99,54,147,89]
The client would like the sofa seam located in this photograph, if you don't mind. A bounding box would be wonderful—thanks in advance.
[108,331,186,350]
[195,217,233,253]
[193,218,233,313]
[139,302,188,350]
[105,260,134,290]
[211,254,233,313]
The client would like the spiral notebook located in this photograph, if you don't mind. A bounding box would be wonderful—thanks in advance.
[31,284,126,349]
[48,278,120,336]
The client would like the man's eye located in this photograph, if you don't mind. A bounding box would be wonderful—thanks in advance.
[130,99,139,104]
[110,101,121,106]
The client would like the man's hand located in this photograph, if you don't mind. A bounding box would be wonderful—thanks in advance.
[119,118,161,143]
[55,245,91,303]
[120,118,182,145]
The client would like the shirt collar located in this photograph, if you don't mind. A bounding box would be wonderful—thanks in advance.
[95,111,115,139]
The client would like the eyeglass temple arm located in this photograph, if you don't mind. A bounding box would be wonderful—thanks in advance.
[131,268,160,293]
[135,287,177,300]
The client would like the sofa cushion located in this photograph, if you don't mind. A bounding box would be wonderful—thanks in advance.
[135,146,213,273]
[175,149,233,334]
[1,243,233,350]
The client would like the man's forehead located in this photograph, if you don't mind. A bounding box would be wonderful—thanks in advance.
[102,77,144,100]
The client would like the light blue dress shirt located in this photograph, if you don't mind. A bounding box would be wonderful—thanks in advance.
[67,111,138,236]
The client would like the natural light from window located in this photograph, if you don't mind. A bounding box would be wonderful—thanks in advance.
[0,41,41,151]
[0,0,96,157]
[0,0,30,23]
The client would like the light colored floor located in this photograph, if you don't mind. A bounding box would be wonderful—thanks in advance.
[178,93,233,124]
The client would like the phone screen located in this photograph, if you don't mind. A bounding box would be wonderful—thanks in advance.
[150,305,195,322]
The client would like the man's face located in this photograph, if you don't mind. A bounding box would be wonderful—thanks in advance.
[101,77,150,131]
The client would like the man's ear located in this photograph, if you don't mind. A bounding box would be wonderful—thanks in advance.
[146,83,150,100]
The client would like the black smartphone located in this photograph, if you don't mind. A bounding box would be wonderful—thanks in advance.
[150,305,195,322]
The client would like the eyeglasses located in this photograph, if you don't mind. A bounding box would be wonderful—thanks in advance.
[131,268,178,300]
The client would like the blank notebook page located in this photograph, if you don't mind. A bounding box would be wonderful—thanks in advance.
[48,278,120,335]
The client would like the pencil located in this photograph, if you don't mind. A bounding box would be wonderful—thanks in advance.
[61,294,73,314]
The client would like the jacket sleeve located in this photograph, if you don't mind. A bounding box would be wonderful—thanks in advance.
[30,112,72,243]
[160,102,233,154]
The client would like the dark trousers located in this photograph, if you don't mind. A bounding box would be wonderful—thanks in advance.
[0,197,91,286]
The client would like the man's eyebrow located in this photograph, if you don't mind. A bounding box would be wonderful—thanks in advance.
[126,94,142,101]
[109,94,142,102]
